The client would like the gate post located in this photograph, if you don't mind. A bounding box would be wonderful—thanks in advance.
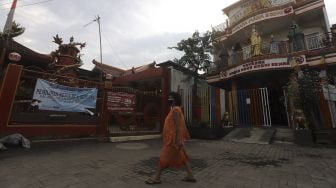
[0,64,23,134]
[97,87,110,141]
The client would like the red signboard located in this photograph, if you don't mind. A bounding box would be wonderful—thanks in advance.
[106,92,136,112]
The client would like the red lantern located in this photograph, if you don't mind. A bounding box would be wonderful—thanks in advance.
[8,52,21,62]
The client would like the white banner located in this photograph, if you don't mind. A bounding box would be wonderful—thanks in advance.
[32,79,98,113]
[220,55,306,79]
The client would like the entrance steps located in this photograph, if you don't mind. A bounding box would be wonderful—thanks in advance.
[223,127,275,144]
[272,127,294,144]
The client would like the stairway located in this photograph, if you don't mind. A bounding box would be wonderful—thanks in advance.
[272,127,294,144]
[223,127,275,144]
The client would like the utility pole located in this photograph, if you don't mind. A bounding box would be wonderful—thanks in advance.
[84,15,104,82]
[96,16,102,64]
[84,15,103,64]
[0,0,18,74]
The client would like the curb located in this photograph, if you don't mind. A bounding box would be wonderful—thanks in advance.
[109,134,161,142]
[31,137,98,143]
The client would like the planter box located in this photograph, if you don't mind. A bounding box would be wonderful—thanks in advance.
[294,129,313,146]
[314,130,336,145]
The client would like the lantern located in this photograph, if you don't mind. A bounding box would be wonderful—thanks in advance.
[8,52,21,62]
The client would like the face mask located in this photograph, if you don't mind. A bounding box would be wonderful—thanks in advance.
[168,97,174,106]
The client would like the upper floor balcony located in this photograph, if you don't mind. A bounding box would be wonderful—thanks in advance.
[214,32,336,71]
[216,0,325,41]
[227,0,296,27]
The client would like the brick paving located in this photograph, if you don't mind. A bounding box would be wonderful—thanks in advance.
[1,139,336,188]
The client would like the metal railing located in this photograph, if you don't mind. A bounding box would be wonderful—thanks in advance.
[220,32,336,67]
[306,33,326,50]
[108,86,162,134]
[213,22,227,33]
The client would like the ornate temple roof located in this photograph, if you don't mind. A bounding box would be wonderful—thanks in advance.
[92,59,157,78]
[0,38,53,66]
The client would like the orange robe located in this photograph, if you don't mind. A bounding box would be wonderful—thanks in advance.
[159,106,191,168]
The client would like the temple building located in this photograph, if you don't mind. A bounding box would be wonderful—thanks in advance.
[0,33,105,138]
[207,0,336,133]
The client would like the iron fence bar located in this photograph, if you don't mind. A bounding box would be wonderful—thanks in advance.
[260,88,266,126]
[265,88,272,127]
[282,87,291,128]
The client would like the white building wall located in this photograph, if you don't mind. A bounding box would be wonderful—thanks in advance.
[170,67,211,123]
[170,68,194,122]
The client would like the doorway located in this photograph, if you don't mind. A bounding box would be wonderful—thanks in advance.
[228,88,271,127]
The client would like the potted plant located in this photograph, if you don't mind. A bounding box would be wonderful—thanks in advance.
[288,69,321,146]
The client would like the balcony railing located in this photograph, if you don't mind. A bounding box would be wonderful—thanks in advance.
[219,32,336,67]
[213,22,227,33]
[306,33,325,50]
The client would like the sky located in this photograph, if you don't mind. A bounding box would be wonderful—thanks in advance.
[0,0,336,70]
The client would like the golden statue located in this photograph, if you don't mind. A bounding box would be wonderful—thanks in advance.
[293,109,308,129]
[251,27,261,56]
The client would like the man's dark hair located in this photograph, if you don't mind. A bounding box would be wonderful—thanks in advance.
[169,92,182,106]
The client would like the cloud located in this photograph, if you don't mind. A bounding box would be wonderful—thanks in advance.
[1,0,335,72]
[98,32,189,69]
[0,0,230,71]
[325,0,336,25]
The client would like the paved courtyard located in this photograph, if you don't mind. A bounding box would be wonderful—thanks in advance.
[1,138,336,188]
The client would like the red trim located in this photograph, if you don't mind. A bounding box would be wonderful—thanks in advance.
[0,64,108,138]
[11,0,17,9]
[113,67,165,85]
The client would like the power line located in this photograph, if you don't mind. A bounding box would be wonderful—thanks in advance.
[0,0,29,7]
[84,15,103,64]
[83,18,128,69]
[0,0,53,10]
[101,31,128,69]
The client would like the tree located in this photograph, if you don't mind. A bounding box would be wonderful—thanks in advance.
[0,21,25,38]
[297,69,323,129]
[288,69,323,129]
[169,30,214,94]
[169,31,215,123]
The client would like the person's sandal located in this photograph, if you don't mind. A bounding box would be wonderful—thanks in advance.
[182,176,197,182]
[145,177,161,184]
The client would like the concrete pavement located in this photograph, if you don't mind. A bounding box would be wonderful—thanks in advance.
[1,139,336,188]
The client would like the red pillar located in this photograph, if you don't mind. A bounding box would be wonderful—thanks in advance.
[97,88,110,141]
[0,64,23,134]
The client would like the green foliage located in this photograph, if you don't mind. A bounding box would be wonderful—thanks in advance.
[287,69,322,129]
[169,31,215,121]
[169,30,215,95]
[298,69,321,106]
[169,30,214,75]
[0,21,25,38]
[297,69,321,129]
